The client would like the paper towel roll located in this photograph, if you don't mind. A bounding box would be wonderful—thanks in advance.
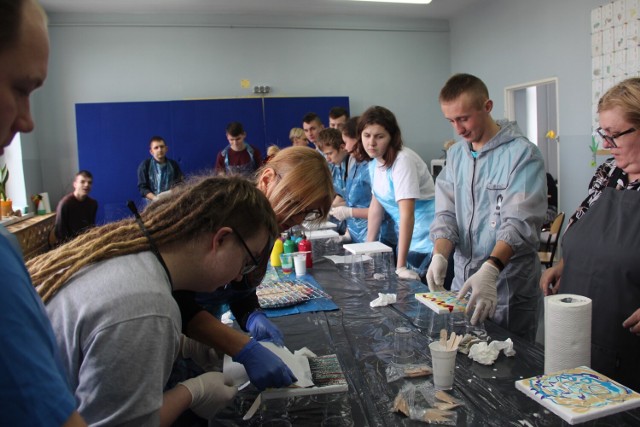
[544,294,592,374]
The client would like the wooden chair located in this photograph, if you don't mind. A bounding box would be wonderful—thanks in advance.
[538,212,565,268]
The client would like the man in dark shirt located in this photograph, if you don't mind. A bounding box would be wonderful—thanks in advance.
[215,122,263,177]
[137,136,184,201]
[54,170,97,242]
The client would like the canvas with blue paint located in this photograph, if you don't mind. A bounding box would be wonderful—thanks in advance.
[515,366,640,424]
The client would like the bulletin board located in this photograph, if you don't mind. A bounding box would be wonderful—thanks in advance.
[590,0,640,128]
[76,96,349,223]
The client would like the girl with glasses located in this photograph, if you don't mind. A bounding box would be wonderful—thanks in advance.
[182,146,333,398]
[28,176,279,425]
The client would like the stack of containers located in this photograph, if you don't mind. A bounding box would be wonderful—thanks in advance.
[342,241,394,280]
[305,229,341,263]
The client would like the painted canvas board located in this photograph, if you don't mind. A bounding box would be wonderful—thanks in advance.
[515,366,640,424]
[415,291,468,314]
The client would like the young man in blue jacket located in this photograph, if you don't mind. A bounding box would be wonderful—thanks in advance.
[429,73,546,342]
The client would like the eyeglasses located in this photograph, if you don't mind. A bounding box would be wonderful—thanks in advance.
[594,127,636,148]
[231,228,260,275]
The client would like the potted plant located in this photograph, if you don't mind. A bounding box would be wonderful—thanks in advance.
[0,165,12,217]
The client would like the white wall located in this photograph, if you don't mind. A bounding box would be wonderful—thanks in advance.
[449,0,608,226]
[32,14,453,205]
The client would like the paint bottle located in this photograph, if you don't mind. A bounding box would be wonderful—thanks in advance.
[283,234,296,254]
[298,233,313,268]
[270,238,284,267]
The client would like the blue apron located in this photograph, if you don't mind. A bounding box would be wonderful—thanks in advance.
[372,164,434,254]
[344,160,371,243]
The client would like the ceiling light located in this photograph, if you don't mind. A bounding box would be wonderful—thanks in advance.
[349,0,432,4]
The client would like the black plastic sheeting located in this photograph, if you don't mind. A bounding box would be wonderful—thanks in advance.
[211,259,640,426]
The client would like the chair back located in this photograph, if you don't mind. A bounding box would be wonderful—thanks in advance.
[539,212,565,268]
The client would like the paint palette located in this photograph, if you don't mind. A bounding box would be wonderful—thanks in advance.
[256,279,331,309]
[515,366,640,424]
[415,291,468,314]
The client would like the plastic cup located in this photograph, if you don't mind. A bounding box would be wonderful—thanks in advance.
[429,341,457,390]
[427,313,449,341]
[372,251,394,279]
[350,253,364,277]
[293,253,307,276]
[393,326,414,364]
[449,311,467,336]
[414,302,434,329]
[280,253,293,274]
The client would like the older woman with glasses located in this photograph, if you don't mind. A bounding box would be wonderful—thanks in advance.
[178,146,334,394]
[540,77,640,391]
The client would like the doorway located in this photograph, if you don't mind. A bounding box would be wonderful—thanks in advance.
[505,77,560,203]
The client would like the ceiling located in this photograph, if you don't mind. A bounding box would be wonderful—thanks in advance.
[39,0,481,21]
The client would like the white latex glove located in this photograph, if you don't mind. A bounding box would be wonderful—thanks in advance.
[457,262,499,325]
[330,206,353,221]
[426,253,448,292]
[180,335,219,372]
[395,266,420,281]
[179,372,238,420]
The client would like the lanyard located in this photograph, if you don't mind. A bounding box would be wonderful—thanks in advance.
[127,200,173,290]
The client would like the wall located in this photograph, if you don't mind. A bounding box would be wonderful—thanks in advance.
[449,0,608,227]
[31,13,453,206]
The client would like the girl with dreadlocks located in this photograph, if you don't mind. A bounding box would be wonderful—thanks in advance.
[28,175,280,426]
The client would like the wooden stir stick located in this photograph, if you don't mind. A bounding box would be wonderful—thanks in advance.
[446,332,457,351]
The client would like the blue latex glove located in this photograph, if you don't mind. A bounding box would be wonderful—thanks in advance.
[233,339,297,391]
[246,310,285,347]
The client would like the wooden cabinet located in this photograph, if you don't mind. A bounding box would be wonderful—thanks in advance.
[6,213,55,260]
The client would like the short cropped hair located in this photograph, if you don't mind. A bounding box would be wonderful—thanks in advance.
[149,135,165,147]
[76,170,93,179]
[226,122,245,137]
[316,128,344,151]
[329,106,349,120]
[302,112,322,126]
[439,73,490,110]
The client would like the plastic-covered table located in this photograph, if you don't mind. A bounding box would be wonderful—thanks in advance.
[211,259,640,426]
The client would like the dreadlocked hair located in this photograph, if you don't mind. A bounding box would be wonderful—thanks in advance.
[28,174,278,303]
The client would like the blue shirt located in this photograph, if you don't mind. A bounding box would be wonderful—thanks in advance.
[0,226,76,425]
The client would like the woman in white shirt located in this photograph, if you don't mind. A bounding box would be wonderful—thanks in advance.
[361,106,436,281]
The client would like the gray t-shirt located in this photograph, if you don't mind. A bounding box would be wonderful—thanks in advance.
[45,251,181,426]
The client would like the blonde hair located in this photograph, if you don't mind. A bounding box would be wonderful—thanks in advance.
[28,175,278,303]
[258,146,334,225]
[289,128,307,143]
[266,144,281,157]
[598,77,640,127]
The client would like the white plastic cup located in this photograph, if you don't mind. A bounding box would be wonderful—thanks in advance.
[429,341,457,390]
[293,253,307,276]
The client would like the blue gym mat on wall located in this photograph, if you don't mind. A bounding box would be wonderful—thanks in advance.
[76,96,348,223]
